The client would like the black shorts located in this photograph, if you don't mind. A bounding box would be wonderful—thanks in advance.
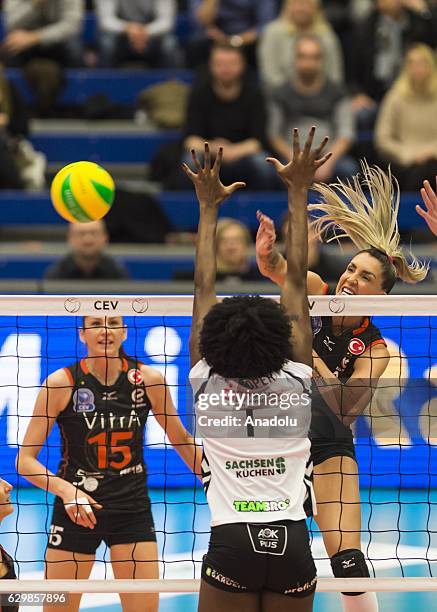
[47,503,156,554]
[202,520,317,597]
[310,437,357,467]
[310,406,357,466]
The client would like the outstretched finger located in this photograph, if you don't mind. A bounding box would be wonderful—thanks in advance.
[266,157,284,173]
[182,162,195,179]
[422,181,437,210]
[213,147,223,174]
[292,128,301,160]
[416,204,431,219]
[313,135,330,160]
[191,149,203,173]
[227,181,246,195]
[204,142,211,172]
[303,126,316,157]
[314,152,333,169]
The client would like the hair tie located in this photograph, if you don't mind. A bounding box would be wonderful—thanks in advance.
[387,254,394,265]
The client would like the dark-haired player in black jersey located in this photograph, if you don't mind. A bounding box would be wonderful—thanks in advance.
[17,315,201,612]
[0,478,18,612]
[256,164,428,612]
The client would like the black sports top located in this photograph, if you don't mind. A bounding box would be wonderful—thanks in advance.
[56,357,152,514]
[311,314,386,440]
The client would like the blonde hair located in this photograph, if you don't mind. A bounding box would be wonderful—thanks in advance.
[309,162,429,284]
[216,218,251,246]
[393,43,437,97]
[282,0,331,34]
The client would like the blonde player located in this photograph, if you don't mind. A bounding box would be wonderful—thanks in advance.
[256,163,428,612]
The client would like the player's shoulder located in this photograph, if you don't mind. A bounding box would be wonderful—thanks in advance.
[189,358,211,380]
[45,366,75,389]
[139,363,165,386]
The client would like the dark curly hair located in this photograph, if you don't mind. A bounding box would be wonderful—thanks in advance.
[199,296,293,379]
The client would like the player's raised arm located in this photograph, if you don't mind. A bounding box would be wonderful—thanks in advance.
[256,210,326,294]
[182,144,245,368]
[267,127,331,367]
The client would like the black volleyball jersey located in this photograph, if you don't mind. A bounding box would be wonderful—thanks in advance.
[312,316,386,381]
[311,316,386,439]
[56,358,152,514]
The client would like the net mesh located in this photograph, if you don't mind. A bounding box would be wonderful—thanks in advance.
[0,295,436,603]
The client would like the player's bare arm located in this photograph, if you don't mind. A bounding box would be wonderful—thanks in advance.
[182,144,245,368]
[313,343,390,427]
[256,210,327,295]
[142,365,202,476]
[268,127,331,367]
[16,369,102,529]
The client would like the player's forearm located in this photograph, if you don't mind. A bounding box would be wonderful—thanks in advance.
[256,247,287,286]
[194,206,218,298]
[285,186,308,286]
[16,454,71,498]
[172,434,203,477]
[313,357,371,425]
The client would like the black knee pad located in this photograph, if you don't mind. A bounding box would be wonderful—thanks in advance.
[330,548,370,596]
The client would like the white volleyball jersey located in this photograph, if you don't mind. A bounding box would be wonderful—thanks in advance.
[190,359,315,527]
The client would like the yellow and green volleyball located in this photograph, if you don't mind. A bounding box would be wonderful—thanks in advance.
[50,161,115,223]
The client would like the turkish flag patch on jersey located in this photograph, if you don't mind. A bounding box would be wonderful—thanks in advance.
[128,368,144,385]
[348,338,366,356]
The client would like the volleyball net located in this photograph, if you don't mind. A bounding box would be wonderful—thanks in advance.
[0,294,436,599]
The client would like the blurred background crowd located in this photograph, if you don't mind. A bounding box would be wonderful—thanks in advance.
[0,0,436,294]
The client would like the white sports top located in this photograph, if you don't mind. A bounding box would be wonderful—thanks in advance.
[189,359,315,527]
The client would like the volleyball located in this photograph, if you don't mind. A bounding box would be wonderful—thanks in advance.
[50,161,115,223]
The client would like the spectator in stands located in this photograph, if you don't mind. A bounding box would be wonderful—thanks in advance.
[2,0,84,115]
[2,0,83,65]
[215,218,263,281]
[259,0,344,91]
[186,0,277,67]
[174,217,264,282]
[180,43,277,190]
[375,44,437,191]
[348,0,436,129]
[44,220,130,280]
[95,0,179,68]
[0,66,27,189]
[268,34,357,182]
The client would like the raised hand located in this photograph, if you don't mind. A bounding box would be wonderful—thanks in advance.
[417,177,437,236]
[266,127,331,189]
[182,143,246,209]
[256,211,277,258]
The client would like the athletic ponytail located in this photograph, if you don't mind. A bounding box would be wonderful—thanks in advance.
[309,162,429,290]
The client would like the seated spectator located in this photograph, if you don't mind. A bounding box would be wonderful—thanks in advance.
[375,43,437,191]
[44,220,130,280]
[2,0,84,115]
[0,66,41,189]
[349,0,436,129]
[186,0,277,68]
[268,34,357,182]
[175,217,264,282]
[0,477,18,612]
[180,44,277,190]
[259,0,344,91]
[2,0,83,66]
[95,0,179,68]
